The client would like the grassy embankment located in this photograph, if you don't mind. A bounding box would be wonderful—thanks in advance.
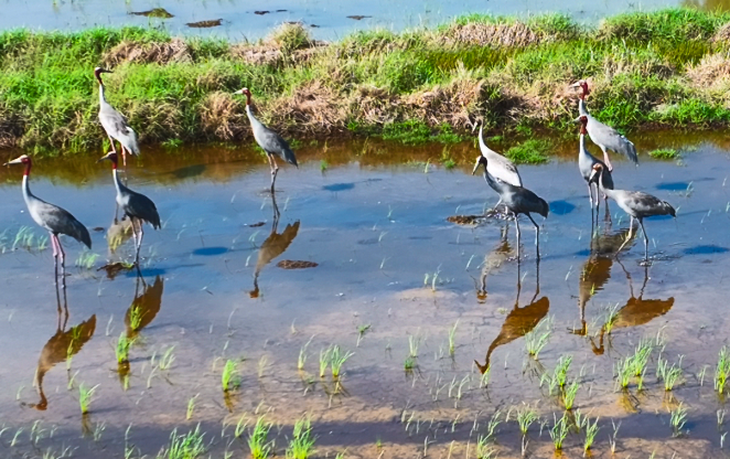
[2,8,730,163]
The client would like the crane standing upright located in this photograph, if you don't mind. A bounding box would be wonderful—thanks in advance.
[578,115,613,225]
[98,151,160,265]
[233,87,298,196]
[572,80,638,171]
[3,155,91,285]
[95,67,140,167]
[477,123,522,211]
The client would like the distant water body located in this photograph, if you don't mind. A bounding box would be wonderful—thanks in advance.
[0,0,720,41]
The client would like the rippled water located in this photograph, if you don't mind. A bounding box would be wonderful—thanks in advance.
[0,133,728,458]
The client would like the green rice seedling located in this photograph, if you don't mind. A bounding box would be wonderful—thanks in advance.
[12,226,34,251]
[614,355,633,391]
[670,403,688,437]
[258,355,268,378]
[609,419,621,454]
[715,346,730,395]
[516,404,538,436]
[356,324,371,346]
[116,333,132,364]
[448,320,459,357]
[128,305,143,332]
[630,338,653,377]
[718,409,726,428]
[582,415,600,453]
[562,380,580,410]
[318,347,331,378]
[164,425,206,459]
[158,346,176,371]
[320,160,328,172]
[657,355,683,391]
[286,417,315,459]
[74,251,99,270]
[221,359,240,392]
[78,383,99,415]
[248,417,273,459]
[549,413,569,452]
[475,435,498,459]
[186,395,198,421]
[330,345,354,379]
[408,334,421,358]
[297,345,308,371]
[485,409,503,442]
[404,356,416,372]
[554,355,572,389]
[524,317,552,358]
[603,303,621,334]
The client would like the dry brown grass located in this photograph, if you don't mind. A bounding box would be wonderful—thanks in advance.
[199,92,247,141]
[268,81,347,135]
[686,53,730,89]
[440,22,544,48]
[230,44,283,66]
[0,108,22,148]
[102,38,192,66]
[404,76,482,129]
[350,85,403,126]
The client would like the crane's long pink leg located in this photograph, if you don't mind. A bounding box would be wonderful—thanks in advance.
[108,135,118,154]
[50,232,59,285]
[527,214,540,260]
[269,154,279,194]
[135,219,145,265]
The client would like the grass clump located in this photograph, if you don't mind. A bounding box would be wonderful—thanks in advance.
[649,148,679,159]
[78,383,99,415]
[221,359,241,392]
[161,425,206,459]
[504,139,551,165]
[248,417,273,459]
[286,417,315,459]
[715,346,730,396]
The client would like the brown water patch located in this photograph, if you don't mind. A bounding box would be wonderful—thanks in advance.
[277,260,319,269]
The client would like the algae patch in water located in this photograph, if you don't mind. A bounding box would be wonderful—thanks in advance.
[186,19,222,28]
[130,8,174,19]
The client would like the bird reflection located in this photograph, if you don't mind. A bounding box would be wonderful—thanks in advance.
[474,225,514,303]
[107,215,134,255]
[475,258,549,374]
[124,274,164,339]
[249,194,300,298]
[29,286,96,410]
[571,227,636,336]
[589,261,674,355]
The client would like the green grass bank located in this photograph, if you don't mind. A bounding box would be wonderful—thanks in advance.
[3,8,730,155]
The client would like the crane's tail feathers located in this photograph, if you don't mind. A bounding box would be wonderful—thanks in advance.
[284,149,298,167]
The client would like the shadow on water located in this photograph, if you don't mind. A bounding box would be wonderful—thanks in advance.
[27,286,96,411]
[249,194,301,298]
[475,255,549,374]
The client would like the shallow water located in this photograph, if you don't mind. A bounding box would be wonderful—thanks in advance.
[0,135,729,458]
[1,0,725,40]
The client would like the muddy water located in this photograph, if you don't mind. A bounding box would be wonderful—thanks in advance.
[0,0,723,40]
[0,134,729,458]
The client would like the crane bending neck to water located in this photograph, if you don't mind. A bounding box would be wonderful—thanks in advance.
[95,67,140,167]
[473,155,549,260]
[591,163,675,262]
[233,87,298,196]
[4,155,91,286]
[98,152,160,265]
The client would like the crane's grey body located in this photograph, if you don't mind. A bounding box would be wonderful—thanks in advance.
[246,105,298,167]
[578,98,638,170]
[96,68,140,166]
[235,87,298,197]
[102,152,160,264]
[4,155,91,285]
[592,164,675,261]
[473,156,549,260]
[578,118,614,227]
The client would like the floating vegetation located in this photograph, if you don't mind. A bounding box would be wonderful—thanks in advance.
[130,8,174,18]
[186,19,222,28]
[649,148,680,159]
[277,260,319,269]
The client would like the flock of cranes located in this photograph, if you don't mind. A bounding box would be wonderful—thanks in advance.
[2,71,677,289]
[473,79,676,262]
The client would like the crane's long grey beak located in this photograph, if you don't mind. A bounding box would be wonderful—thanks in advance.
[232,89,244,95]
[3,158,23,166]
[570,82,582,88]
[471,159,482,176]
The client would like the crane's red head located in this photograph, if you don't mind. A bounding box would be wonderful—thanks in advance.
[94,67,112,85]
[3,154,32,175]
[233,87,252,104]
[579,115,588,134]
[572,79,590,99]
[98,151,119,169]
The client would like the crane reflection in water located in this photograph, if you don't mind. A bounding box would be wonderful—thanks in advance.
[28,285,96,411]
[475,256,549,375]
